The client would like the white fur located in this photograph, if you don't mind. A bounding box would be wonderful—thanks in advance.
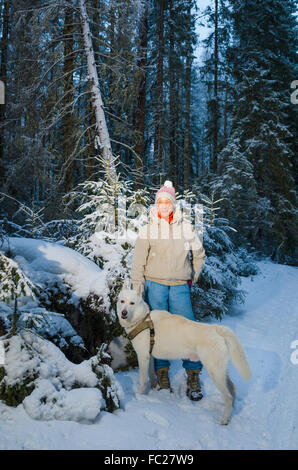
[117,288,252,425]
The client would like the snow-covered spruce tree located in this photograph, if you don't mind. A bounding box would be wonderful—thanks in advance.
[0,252,38,334]
[209,136,261,246]
[225,0,298,264]
[65,153,150,304]
[0,251,122,416]
[64,153,150,367]
[182,190,258,319]
[145,0,199,186]
[0,331,121,417]
[79,0,115,178]
[200,0,233,173]
[0,248,89,362]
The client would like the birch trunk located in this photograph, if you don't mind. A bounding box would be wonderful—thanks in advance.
[79,0,115,179]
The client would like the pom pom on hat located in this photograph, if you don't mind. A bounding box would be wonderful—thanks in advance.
[155,180,176,205]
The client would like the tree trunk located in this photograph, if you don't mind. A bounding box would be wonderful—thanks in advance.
[0,0,9,186]
[223,77,228,149]
[63,6,75,193]
[79,0,115,179]
[108,2,121,157]
[183,1,192,190]
[169,0,176,186]
[153,0,165,184]
[134,5,148,189]
[212,0,219,173]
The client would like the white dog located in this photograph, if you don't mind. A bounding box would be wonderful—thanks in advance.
[117,288,252,425]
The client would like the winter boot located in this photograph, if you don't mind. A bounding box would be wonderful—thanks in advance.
[156,367,172,391]
[186,369,203,401]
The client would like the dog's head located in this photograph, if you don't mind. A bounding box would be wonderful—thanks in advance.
[117,288,150,328]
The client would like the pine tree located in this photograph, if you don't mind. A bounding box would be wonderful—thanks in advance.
[134,2,149,188]
[1,0,145,221]
[200,0,232,174]
[210,135,259,246]
[0,252,38,334]
[183,0,197,189]
[65,153,150,270]
[0,0,9,187]
[62,5,76,194]
[177,189,256,319]
[147,0,198,189]
[225,0,298,262]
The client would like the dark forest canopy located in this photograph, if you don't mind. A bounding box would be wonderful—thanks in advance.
[0,0,297,264]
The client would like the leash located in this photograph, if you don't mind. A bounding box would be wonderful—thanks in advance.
[127,313,155,354]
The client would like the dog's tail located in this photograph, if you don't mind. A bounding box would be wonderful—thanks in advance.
[215,325,252,381]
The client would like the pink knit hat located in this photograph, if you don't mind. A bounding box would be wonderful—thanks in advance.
[155,180,176,206]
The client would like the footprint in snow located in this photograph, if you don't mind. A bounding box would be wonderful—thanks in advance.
[143,410,169,427]
[177,402,193,412]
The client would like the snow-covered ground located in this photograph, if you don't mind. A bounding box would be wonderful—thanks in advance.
[0,259,297,450]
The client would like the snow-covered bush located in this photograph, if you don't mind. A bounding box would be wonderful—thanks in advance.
[232,246,260,278]
[0,331,122,420]
[0,252,39,334]
[190,218,247,319]
[0,252,38,304]
[65,175,149,275]
[0,238,118,362]
[0,238,123,419]
[184,191,258,320]
[63,155,150,368]
[0,195,79,243]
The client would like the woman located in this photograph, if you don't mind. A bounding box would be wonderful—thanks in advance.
[131,180,206,400]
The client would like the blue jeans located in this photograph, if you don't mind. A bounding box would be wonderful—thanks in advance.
[144,280,203,372]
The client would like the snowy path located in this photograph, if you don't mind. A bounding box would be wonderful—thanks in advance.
[0,260,297,450]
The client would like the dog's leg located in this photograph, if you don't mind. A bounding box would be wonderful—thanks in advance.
[149,355,157,389]
[220,390,233,425]
[213,372,234,425]
[226,375,236,406]
[137,353,150,394]
[202,354,234,425]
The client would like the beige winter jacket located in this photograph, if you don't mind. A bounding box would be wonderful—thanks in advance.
[131,205,206,294]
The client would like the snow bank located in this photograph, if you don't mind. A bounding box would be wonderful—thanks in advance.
[2,237,107,301]
[23,380,103,422]
[1,331,122,422]
[0,260,297,449]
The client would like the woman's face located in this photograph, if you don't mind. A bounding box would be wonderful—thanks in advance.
[156,198,173,217]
